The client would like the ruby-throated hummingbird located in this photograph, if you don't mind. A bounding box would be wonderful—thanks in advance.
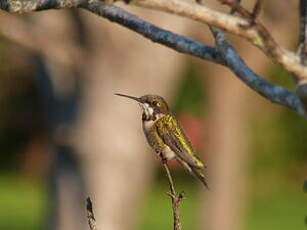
[115,93,209,189]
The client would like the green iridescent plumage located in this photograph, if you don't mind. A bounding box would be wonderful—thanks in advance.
[154,114,204,168]
[115,93,209,189]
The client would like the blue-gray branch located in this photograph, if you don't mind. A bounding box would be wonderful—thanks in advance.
[0,0,305,115]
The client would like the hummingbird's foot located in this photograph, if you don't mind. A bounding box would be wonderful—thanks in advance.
[158,152,168,164]
[161,157,168,165]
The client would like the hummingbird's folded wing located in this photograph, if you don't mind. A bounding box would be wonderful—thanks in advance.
[162,134,203,168]
[155,115,204,169]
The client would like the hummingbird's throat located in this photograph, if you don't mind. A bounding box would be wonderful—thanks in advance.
[141,103,164,122]
[141,103,155,121]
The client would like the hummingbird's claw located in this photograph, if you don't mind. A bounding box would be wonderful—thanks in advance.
[158,152,168,164]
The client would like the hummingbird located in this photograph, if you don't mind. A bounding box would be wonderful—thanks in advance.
[115,93,209,189]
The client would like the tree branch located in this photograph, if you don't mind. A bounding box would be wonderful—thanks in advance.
[162,162,184,230]
[220,0,251,18]
[82,1,305,115]
[220,0,263,23]
[297,1,307,111]
[0,0,84,13]
[0,0,305,115]
[2,0,307,82]
[131,0,307,83]
[251,0,263,21]
[86,197,99,230]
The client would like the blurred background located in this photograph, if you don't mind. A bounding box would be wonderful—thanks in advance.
[0,1,306,230]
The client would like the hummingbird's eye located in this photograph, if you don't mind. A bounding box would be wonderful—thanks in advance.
[153,101,160,107]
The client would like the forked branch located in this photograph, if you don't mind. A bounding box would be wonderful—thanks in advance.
[221,0,263,23]
[133,0,307,82]
[162,161,184,230]
[251,0,263,21]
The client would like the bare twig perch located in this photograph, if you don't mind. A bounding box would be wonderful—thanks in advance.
[86,197,99,230]
[162,162,184,230]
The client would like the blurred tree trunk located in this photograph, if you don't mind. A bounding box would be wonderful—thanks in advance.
[199,2,298,230]
[202,62,249,230]
[29,12,87,230]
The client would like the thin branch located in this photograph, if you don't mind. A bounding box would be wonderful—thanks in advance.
[83,2,217,61]
[221,0,263,23]
[162,161,184,230]
[251,0,263,21]
[220,0,251,18]
[0,0,84,13]
[211,27,304,116]
[227,0,263,26]
[0,0,305,114]
[297,1,307,110]
[229,0,241,15]
[298,0,307,65]
[86,197,99,230]
[132,0,307,82]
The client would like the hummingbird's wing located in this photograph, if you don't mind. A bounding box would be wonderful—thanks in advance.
[155,115,205,169]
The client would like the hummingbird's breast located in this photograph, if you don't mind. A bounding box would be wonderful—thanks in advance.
[142,119,156,133]
[142,112,164,133]
[142,114,176,160]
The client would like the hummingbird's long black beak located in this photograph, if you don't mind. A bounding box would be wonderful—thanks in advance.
[115,93,141,102]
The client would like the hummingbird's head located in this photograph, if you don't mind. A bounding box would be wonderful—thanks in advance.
[115,93,170,121]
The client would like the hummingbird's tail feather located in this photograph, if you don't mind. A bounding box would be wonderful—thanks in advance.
[191,167,210,190]
[176,157,209,189]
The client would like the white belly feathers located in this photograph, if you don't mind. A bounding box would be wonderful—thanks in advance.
[162,145,176,160]
[143,119,156,132]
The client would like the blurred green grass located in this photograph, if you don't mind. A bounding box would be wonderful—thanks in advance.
[137,171,200,230]
[0,174,45,230]
[138,174,307,230]
[0,171,306,230]
[246,186,307,230]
